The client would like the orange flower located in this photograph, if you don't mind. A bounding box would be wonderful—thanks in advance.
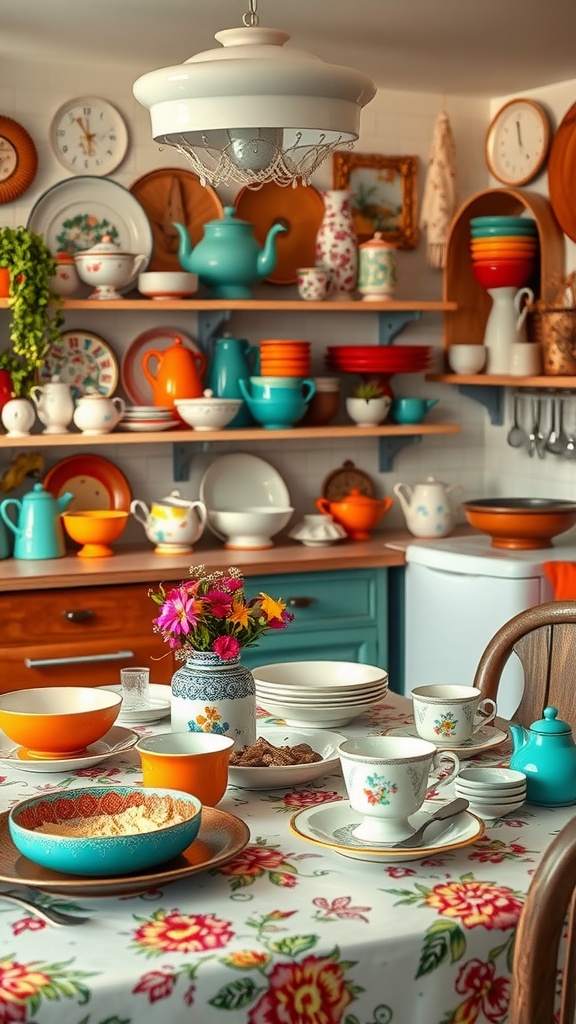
[228,599,250,629]
[0,959,51,1003]
[224,950,270,969]
[134,911,233,954]
[424,881,523,930]
[249,955,354,1024]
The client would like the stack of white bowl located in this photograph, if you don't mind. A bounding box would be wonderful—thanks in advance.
[454,767,527,819]
[254,660,388,729]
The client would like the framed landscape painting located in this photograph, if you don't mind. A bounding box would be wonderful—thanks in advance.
[332,152,419,249]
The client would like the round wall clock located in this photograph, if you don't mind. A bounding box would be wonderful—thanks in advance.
[50,96,129,176]
[0,116,38,203]
[485,98,551,186]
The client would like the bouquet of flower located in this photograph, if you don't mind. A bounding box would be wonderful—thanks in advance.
[149,564,293,662]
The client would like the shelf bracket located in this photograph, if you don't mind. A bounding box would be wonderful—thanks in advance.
[172,441,212,482]
[378,310,422,345]
[197,310,230,353]
[455,384,505,425]
[378,435,421,472]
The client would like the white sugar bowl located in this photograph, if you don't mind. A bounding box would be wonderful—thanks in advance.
[73,394,126,434]
[289,513,347,547]
[74,234,148,300]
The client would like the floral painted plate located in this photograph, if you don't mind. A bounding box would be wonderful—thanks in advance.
[0,726,138,773]
[38,329,118,398]
[0,806,250,896]
[290,799,484,863]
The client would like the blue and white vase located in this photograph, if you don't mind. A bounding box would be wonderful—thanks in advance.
[171,651,257,750]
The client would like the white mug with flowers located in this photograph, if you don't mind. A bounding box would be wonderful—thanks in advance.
[149,565,293,747]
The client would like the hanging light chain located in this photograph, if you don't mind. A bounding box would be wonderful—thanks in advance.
[242,0,259,27]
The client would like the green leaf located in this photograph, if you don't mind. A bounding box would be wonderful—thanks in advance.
[416,922,466,978]
[208,977,265,1010]
[268,935,318,957]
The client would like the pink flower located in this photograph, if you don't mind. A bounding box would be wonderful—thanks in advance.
[134,970,176,1002]
[205,589,233,618]
[212,635,241,660]
[155,587,200,637]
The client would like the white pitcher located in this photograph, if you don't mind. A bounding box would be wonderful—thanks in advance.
[393,476,462,538]
[73,394,126,434]
[483,286,534,374]
[29,375,74,434]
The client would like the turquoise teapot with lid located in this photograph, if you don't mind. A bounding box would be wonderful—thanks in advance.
[174,206,286,299]
[0,482,74,560]
[509,706,576,806]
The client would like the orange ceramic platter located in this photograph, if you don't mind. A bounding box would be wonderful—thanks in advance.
[130,168,223,273]
[235,182,325,284]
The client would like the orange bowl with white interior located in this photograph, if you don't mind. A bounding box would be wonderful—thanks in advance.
[0,686,122,756]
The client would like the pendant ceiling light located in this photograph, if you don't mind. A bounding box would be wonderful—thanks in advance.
[133,0,376,189]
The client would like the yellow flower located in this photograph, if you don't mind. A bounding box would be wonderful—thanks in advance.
[228,598,250,629]
[224,950,270,969]
[259,593,286,620]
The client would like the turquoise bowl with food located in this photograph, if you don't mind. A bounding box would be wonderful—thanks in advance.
[9,785,202,876]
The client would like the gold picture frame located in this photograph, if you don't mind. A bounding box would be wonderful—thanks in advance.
[332,152,419,249]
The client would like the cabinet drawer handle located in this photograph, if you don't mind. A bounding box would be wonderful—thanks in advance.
[287,597,316,608]
[24,650,134,668]
[63,609,94,624]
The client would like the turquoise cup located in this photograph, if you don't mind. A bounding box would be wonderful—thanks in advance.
[392,397,438,425]
[239,378,316,429]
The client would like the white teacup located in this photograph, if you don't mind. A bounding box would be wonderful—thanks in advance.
[338,735,460,844]
[297,267,332,301]
[412,684,497,746]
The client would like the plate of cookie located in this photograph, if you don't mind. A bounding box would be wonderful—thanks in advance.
[228,727,345,790]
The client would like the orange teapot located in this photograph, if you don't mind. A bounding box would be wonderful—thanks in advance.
[315,490,393,541]
[142,336,206,408]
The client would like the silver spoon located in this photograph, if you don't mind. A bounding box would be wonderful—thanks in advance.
[0,890,89,927]
[507,394,527,449]
[527,399,543,458]
[546,396,564,455]
[391,797,469,849]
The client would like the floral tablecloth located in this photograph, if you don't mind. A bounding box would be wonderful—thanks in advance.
[0,692,569,1024]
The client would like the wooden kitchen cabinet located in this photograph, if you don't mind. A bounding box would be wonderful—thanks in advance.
[0,583,174,691]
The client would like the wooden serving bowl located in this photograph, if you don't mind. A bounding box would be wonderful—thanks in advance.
[462,498,576,549]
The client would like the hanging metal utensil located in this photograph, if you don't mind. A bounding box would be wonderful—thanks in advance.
[546,395,564,455]
[507,393,528,449]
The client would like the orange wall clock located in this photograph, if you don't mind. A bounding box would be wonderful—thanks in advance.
[0,116,38,204]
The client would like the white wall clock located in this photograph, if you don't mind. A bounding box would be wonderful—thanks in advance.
[485,98,551,186]
[50,96,129,176]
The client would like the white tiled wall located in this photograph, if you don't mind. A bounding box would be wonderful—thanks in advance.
[1,53,574,545]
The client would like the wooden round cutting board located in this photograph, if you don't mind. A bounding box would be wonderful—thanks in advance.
[547,101,576,242]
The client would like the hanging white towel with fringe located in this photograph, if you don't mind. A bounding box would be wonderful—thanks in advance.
[419,110,457,270]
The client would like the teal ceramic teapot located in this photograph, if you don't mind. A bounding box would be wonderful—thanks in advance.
[0,482,74,560]
[174,206,286,299]
[509,706,576,806]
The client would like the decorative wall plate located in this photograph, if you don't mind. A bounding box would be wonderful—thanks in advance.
[129,167,223,272]
[43,454,132,512]
[120,327,202,406]
[26,176,152,271]
[38,329,118,398]
[547,100,576,242]
[0,116,38,204]
[235,182,325,284]
[321,460,377,501]
[0,806,250,896]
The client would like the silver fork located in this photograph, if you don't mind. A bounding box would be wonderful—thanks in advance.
[0,890,89,927]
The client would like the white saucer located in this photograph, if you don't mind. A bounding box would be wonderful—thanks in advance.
[228,726,344,790]
[102,683,171,724]
[385,723,509,757]
[290,799,484,862]
[0,726,138,773]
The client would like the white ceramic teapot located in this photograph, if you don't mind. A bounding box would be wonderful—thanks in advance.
[393,475,462,538]
[73,394,126,434]
[130,490,207,554]
[73,234,148,300]
[29,375,74,434]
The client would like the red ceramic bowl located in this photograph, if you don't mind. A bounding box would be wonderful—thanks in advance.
[472,259,536,290]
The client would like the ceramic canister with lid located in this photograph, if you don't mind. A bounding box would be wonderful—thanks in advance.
[358,233,397,300]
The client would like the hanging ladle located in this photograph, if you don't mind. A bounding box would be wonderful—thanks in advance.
[507,394,528,449]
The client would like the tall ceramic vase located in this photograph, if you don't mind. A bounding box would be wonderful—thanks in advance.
[315,189,358,300]
[171,651,257,750]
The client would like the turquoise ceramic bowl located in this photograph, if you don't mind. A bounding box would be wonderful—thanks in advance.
[470,216,537,228]
[9,786,202,877]
[470,225,537,239]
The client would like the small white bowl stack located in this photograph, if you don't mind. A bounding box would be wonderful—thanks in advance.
[254,660,389,729]
[454,767,527,819]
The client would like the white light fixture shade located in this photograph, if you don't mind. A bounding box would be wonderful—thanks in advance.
[133,26,376,188]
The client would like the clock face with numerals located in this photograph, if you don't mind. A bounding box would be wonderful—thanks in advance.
[485,98,551,186]
[50,96,129,176]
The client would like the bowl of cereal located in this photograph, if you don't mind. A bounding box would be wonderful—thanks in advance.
[8,786,202,876]
[228,726,345,789]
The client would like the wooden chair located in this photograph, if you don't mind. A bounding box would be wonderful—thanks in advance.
[508,815,576,1023]
[472,599,576,729]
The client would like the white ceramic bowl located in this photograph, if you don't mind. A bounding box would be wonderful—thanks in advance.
[447,345,487,374]
[254,660,388,690]
[455,793,526,820]
[138,271,198,299]
[255,695,384,729]
[200,454,290,510]
[455,768,527,797]
[228,726,345,789]
[207,507,294,549]
[174,394,242,431]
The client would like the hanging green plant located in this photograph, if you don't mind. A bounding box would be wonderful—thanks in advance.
[0,226,63,397]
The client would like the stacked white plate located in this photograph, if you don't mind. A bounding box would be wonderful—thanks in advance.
[454,767,527,820]
[118,405,178,432]
[254,660,388,728]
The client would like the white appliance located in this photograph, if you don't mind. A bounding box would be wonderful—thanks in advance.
[403,533,576,720]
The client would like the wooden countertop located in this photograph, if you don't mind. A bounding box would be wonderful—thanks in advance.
[0,531,413,592]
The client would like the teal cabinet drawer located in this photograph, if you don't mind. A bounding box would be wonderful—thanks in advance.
[242,629,379,670]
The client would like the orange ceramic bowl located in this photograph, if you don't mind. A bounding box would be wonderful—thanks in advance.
[471,247,538,261]
[463,498,576,549]
[136,732,234,805]
[63,510,129,557]
[0,686,122,756]
[471,236,538,250]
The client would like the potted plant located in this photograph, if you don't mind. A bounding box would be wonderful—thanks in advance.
[346,381,391,427]
[0,226,63,397]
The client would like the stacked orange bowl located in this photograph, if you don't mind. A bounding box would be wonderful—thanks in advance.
[470,215,540,290]
[259,340,311,378]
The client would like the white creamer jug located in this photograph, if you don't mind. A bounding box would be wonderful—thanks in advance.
[393,475,462,538]
[73,394,126,434]
[29,375,74,434]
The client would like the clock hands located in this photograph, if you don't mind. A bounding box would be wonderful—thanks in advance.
[75,116,96,157]
[515,119,523,149]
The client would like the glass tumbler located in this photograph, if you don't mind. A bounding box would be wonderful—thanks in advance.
[120,666,150,711]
